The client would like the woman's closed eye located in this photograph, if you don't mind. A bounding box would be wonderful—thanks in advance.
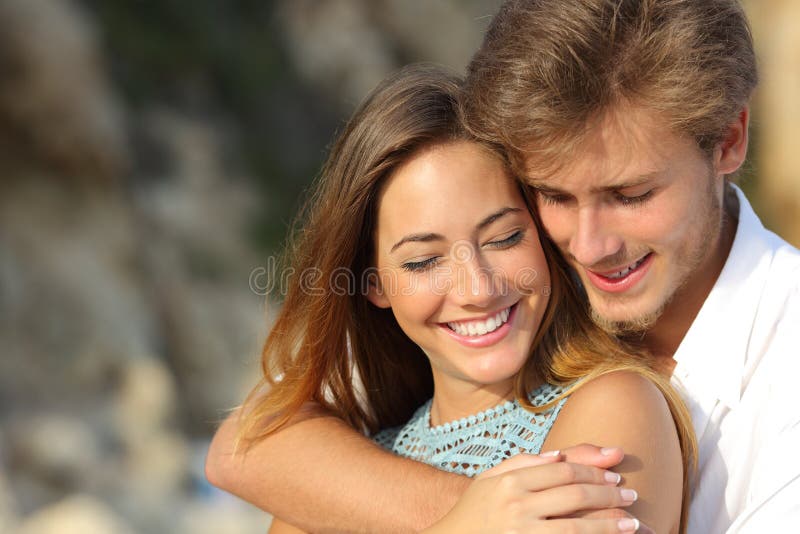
[485,230,524,249]
[401,256,440,273]
[401,230,525,272]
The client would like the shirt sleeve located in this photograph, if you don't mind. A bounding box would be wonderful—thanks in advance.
[726,287,800,532]
[725,426,800,532]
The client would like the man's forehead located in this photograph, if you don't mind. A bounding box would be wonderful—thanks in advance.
[522,141,665,192]
[521,122,676,191]
[519,103,678,189]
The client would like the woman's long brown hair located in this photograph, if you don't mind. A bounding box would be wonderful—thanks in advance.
[237,64,696,532]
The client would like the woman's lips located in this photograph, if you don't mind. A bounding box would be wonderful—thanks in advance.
[438,302,519,348]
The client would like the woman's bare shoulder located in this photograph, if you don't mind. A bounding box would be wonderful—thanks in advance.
[547,370,675,445]
[568,370,668,410]
[544,370,683,534]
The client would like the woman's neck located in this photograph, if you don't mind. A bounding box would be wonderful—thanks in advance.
[428,373,517,427]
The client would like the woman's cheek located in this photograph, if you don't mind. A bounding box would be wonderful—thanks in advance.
[502,250,549,297]
[395,273,444,314]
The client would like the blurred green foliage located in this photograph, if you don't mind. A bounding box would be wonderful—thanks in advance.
[84,0,343,253]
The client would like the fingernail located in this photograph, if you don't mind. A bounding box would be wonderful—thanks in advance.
[617,518,640,532]
[620,489,638,503]
[540,449,560,457]
[604,471,621,484]
[601,447,620,456]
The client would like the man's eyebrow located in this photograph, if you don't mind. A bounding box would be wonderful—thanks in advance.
[390,233,445,253]
[389,207,523,253]
[592,172,660,193]
[526,172,661,194]
[525,180,564,194]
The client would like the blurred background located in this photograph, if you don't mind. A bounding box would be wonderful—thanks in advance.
[0,1,796,533]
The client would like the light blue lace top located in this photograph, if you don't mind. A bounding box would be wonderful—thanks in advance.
[373,383,569,477]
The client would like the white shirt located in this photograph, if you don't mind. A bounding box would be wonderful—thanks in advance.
[672,186,800,533]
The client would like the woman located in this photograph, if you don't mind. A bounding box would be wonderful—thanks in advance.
[228,65,695,534]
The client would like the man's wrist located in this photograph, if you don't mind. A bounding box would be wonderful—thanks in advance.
[408,471,471,532]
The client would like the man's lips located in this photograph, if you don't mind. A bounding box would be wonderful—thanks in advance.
[590,254,651,279]
[583,253,654,293]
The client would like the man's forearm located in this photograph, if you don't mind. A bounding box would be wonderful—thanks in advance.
[206,410,469,533]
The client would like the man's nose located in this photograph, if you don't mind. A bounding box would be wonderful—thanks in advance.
[568,205,623,267]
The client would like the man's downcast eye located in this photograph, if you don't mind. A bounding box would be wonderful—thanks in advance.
[537,189,654,207]
[615,189,654,206]
[537,191,571,206]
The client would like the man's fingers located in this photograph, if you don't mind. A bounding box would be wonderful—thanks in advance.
[481,444,625,481]
[496,461,622,492]
[543,443,624,469]
[477,452,561,479]
[525,483,638,518]
[560,508,656,532]
[565,507,633,520]
[537,517,643,534]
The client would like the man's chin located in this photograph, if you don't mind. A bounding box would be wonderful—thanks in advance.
[589,304,664,336]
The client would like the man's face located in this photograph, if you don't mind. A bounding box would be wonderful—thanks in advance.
[525,106,724,334]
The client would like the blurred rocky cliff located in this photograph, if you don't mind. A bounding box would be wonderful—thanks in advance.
[0,0,269,531]
[0,0,500,532]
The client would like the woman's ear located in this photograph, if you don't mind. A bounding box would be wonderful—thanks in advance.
[366,276,391,309]
[714,106,750,176]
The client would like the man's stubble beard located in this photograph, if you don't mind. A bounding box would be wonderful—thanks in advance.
[590,172,723,337]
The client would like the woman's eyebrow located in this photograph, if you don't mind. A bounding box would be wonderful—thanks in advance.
[390,207,522,253]
[476,207,523,230]
[390,232,445,253]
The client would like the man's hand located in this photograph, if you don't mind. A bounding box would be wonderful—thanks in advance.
[423,445,650,534]
[485,443,626,476]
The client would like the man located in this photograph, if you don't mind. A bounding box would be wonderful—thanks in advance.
[207,1,800,532]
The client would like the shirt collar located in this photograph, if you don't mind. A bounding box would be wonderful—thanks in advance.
[672,185,774,409]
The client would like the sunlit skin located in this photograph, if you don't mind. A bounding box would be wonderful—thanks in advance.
[367,140,550,426]
[526,105,748,358]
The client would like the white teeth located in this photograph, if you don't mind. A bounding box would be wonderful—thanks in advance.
[606,256,646,279]
[446,306,513,337]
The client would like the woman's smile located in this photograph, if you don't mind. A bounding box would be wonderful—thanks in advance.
[438,302,519,348]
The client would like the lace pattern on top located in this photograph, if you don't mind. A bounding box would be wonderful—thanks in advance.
[372,383,569,477]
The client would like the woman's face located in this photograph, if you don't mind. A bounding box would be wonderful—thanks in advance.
[368,140,551,399]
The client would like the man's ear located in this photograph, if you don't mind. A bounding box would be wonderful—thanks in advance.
[366,276,391,309]
[714,106,750,176]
